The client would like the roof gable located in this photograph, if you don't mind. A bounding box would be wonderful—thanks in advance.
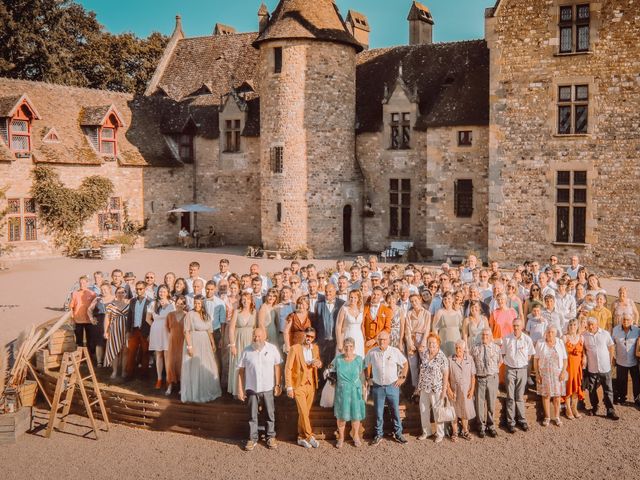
[79,104,125,127]
[253,0,362,51]
[0,93,41,119]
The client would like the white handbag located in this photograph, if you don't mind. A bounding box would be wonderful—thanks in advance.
[319,381,335,408]
[434,397,456,423]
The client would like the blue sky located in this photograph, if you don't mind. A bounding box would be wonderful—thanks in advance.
[77,0,492,48]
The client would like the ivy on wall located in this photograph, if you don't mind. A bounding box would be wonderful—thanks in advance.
[30,165,114,254]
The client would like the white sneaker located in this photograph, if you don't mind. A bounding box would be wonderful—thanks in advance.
[165,384,173,396]
[297,438,312,448]
[417,432,429,441]
[309,437,320,448]
[434,436,443,444]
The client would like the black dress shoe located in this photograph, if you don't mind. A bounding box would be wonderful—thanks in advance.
[370,436,382,446]
[477,430,486,439]
[507,425,516,434]
[588,408,599,416]
[487,428,498,438]
[606,410,620,421]
[518,422,529,432]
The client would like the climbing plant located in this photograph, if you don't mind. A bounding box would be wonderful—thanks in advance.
[30,165,113,255]
[0,186,14,257]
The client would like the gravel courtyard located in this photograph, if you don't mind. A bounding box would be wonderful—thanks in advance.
[0,247,638,479]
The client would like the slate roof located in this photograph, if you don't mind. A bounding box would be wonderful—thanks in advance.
[355,40,489,133]
[156,33,259,101]
[253,0,362,52]
[0,77,180,167]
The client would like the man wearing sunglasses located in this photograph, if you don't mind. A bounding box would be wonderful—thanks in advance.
[285,327,322,448]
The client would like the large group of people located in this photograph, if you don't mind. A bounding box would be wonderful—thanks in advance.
[65,254,640,449]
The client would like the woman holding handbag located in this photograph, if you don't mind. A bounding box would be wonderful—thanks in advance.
[416,333,451,443]
[448,339,476,441]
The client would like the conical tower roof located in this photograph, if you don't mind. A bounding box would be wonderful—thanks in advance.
[253,0,362,52]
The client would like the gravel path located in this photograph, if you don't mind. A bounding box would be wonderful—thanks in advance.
[1,404,637,480]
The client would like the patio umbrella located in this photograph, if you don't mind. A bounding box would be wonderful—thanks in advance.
[168,204,217,238]
[168,203,217,213]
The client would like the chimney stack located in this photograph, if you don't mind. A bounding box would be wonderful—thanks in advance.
[346,10,370,50]
[258,3,270,34]
[407,1,434,45]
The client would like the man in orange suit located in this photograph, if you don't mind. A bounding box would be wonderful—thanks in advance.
[363,287,392,353]
[285,327,322,448]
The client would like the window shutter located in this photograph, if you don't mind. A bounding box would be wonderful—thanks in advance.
[87,127,99,150]
[0,119,8,145]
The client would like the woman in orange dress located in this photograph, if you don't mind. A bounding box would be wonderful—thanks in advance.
[563,318,584,419]
[284,296,311,353]
[165,295,187,396]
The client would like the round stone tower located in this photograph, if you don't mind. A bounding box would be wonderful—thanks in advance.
[254,0,364,256]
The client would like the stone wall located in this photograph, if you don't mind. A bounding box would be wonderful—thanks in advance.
[258,39,363,256]
[356,123,488,260]
[487,0,640,275]
[0,158,186,258]
[425,126,489,260]
[193,133,262,246]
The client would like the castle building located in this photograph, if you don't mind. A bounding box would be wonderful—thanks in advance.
[0,0,638,276]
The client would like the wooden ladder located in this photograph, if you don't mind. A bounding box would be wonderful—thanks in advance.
[45,347,110,439]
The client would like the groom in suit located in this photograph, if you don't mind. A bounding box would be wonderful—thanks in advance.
[313,283,345,375]
[363,286,392,353]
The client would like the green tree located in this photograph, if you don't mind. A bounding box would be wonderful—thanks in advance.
[0,0,167,95]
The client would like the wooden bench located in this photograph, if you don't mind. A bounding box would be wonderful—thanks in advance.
[381,241,414,261]
[77,247,102,259]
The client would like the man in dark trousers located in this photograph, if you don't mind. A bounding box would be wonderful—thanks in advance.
[314,283,344,379]
[125,281,152,379]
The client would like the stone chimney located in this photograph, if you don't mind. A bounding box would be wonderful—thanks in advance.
[213,23,236,35]
[407,1,434,45]
[346,10,370,50]
[258,3,270,34]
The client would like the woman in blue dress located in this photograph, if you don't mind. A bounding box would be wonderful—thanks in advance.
[332,337,366,448]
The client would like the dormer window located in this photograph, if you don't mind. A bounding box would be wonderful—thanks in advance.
[224,119,241,153]
[100,122,117,155]
[178,134,194,163]
[0,95,40,155]
[80,105,124,156]
[10,117,31,152]
[390,112,411,150]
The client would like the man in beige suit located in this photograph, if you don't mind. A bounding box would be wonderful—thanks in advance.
[285,327,322,448]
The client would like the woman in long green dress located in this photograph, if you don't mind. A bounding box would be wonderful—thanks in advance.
[227,291,257,397]
[332,337,366,448]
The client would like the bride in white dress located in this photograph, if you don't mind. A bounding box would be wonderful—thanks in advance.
[336,290,365,358]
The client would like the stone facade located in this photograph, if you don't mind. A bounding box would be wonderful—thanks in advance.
[486,0,640,276]
[2,0,637,277]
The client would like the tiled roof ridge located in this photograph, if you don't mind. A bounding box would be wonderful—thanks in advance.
[360,38,486,55]
[179,31,258,42]
[0,76,134,99]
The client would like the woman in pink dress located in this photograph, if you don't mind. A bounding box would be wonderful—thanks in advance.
[489,293,517,341]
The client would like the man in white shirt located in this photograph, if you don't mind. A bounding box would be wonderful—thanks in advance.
[501,319,535,433]
[566,255,582,280]
[554,279,576,332]
[460,254,478,284]
[330,260,348,286]
[612,314,640,407]
[364,331,408,446]
[237,327,283,451]
[582,317,618,419]
[212,258,231,285]
[185,261,207,295]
